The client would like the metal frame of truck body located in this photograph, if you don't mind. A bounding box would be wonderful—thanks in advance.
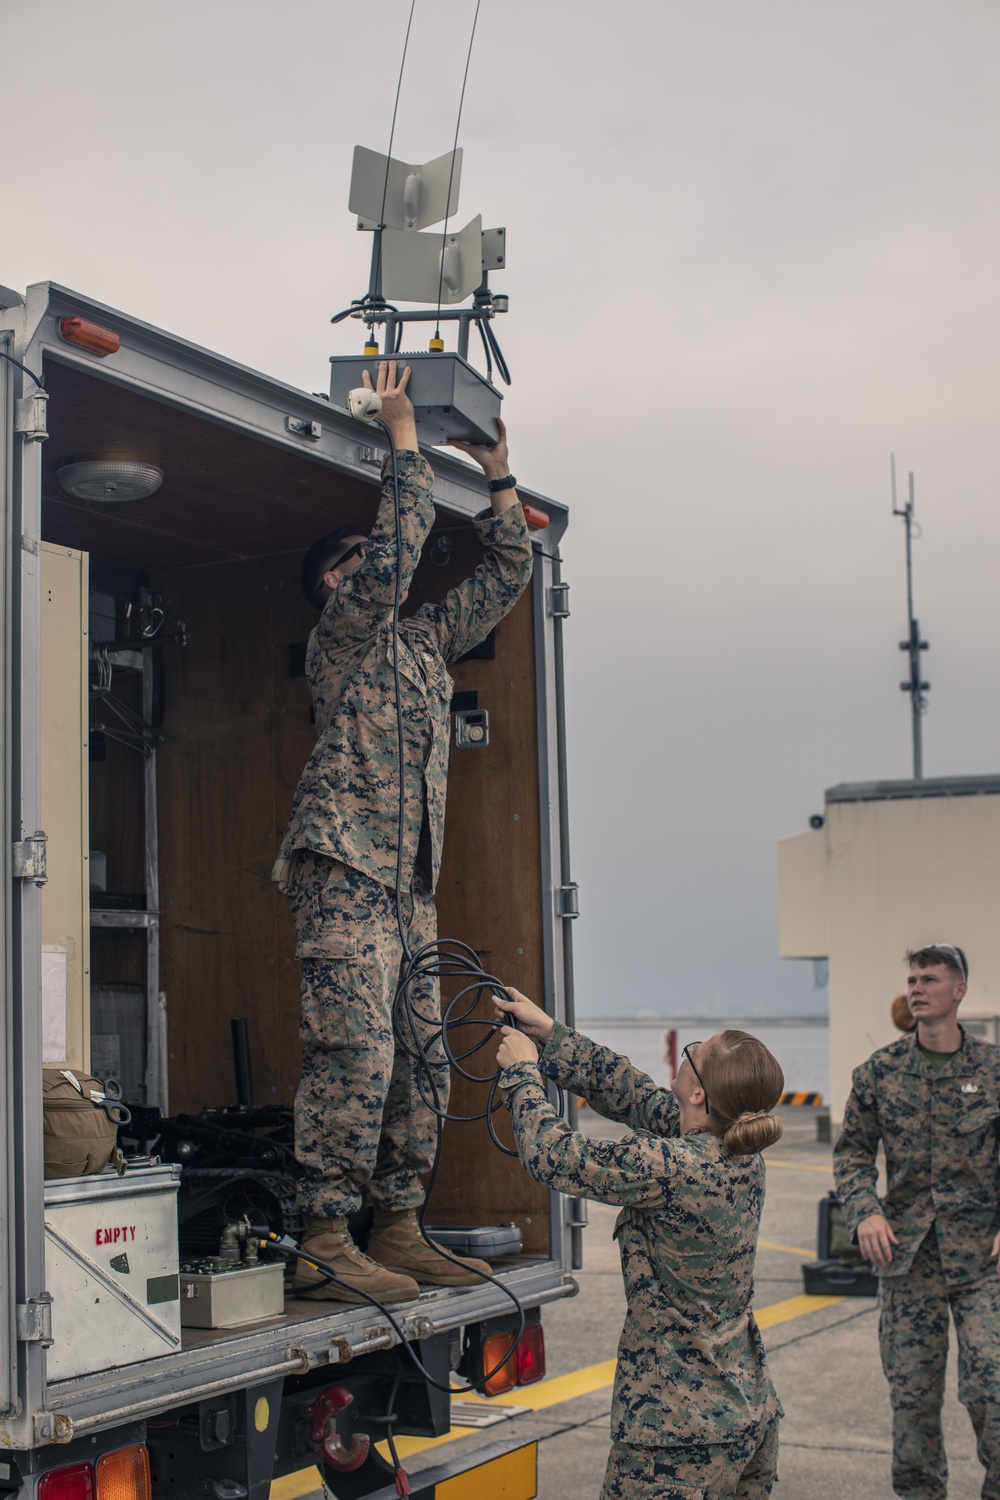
[0,283,576,1460]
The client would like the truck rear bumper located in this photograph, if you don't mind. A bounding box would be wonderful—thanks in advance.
[34,1263,576,1445]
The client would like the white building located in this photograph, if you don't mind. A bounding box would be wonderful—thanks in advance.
[777,774,1000,1122]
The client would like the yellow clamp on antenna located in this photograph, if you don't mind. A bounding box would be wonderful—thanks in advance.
[364,341,379,355]
[429,336,444,352]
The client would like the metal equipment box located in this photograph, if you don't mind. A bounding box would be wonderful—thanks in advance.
[179,1262,285,1329]
[802,1192,878,1296]
[44,1163,182,1380]
[801,1259,878,1297]
[329,350,502,447]
[426,1225,523,1258]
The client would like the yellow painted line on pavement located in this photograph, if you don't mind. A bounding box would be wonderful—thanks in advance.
[462,1358,621,1413]
[755,1292,844,1328]
[766,1158,834,1173]
[758,1238,814,1258]
[268,1290,847,1492]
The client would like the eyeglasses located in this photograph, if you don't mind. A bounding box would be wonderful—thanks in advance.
[682,1042,711,1117]
[331,540,367,571]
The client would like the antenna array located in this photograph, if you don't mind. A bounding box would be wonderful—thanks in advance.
[890,453,930,779]
[329,142,510,446]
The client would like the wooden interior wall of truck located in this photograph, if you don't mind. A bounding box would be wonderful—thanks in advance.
[41,359,551,1255]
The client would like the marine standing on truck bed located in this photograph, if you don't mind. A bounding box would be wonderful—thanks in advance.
[834,944,1000,1500]
[274,360,533,1303]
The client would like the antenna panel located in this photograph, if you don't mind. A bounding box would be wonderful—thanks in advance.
[381,216,484,304]
[348,145,463,231]
[481,226,506,270]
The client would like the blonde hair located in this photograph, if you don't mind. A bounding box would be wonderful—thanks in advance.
[700,1030,784,1156]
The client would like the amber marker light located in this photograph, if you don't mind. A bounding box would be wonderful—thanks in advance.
[521,503,549,530]
[95,1445,151,1500]
[482,1330,518,1396]
[515,1321,546,1386]
[58,316,121,357]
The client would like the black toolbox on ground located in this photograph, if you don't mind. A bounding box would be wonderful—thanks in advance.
[802,1192,879,1297]
[802,1258,879,1296]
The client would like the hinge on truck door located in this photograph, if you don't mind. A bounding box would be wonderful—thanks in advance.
[557,883,579,919]
[14,392,49,442]
[16,1293,53,1346]
[12,831,48,886]
[547,581,570,618]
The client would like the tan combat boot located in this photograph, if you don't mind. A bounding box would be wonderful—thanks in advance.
[294,1216,420,1304]
[367,1209,492,1287]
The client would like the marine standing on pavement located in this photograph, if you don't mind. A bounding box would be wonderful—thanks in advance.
[495,989,785,1500]
[834,944,1000,1500]
[276,360,533,1303]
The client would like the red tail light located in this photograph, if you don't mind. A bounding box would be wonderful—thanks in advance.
[58,317,121,357]
[38,1464,95,1500]
[482,1330,517,1396]
[515,1321,545,1386]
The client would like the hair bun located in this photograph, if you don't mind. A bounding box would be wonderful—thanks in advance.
[722,1109,784,1156]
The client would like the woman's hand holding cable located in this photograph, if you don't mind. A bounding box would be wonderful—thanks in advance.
[362,361,418,452]
[496,1027,540,1070]
[495,987,555,1044]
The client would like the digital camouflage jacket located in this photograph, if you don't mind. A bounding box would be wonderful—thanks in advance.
[833,1027,1000,1285]
[279,451,532,891]
[500,1022,780,1449]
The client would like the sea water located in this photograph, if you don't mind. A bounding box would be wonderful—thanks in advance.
[581,1022,829,1101]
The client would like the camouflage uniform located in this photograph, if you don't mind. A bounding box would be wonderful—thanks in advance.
[500,1022,781,1500]
[279,451,532,1218]
[603,1419,779,1500]
[834,1029,1000,1499]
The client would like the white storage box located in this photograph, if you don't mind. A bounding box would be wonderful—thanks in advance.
[44,1163,182,1381]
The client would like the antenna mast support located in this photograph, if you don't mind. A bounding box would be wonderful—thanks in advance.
[891,453,930,780]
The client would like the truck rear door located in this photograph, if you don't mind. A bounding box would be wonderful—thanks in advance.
[0,328,16,1417]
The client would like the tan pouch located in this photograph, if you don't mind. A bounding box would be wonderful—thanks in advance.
[43,1069,123,1180]
[271,855,294,895]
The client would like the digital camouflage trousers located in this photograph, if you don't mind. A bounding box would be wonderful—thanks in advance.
[600,1417,779,1500]
[287,851,447,1219]
[880,1226,1000,1500]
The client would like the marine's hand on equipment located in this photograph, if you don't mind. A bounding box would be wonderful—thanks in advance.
[448,416,510,481]
[496,1026,540,1070]
[494,987,555,1045]
[362,360,418,451]
[858,1212,899,1267]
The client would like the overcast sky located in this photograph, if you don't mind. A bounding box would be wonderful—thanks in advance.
[4,0,999,1018]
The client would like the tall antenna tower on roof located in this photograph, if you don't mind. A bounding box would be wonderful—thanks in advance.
[891,453,930,779]
[329,143,510,448]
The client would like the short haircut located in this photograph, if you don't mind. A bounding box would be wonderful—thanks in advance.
[300,525,365,609]
[906,944,969,981]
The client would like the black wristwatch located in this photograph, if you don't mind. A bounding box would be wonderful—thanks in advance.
[488,473,517,492]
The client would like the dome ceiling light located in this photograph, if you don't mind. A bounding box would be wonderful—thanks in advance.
[57,459,164,503]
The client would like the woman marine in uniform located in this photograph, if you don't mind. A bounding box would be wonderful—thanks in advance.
[495,990,784,1500]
